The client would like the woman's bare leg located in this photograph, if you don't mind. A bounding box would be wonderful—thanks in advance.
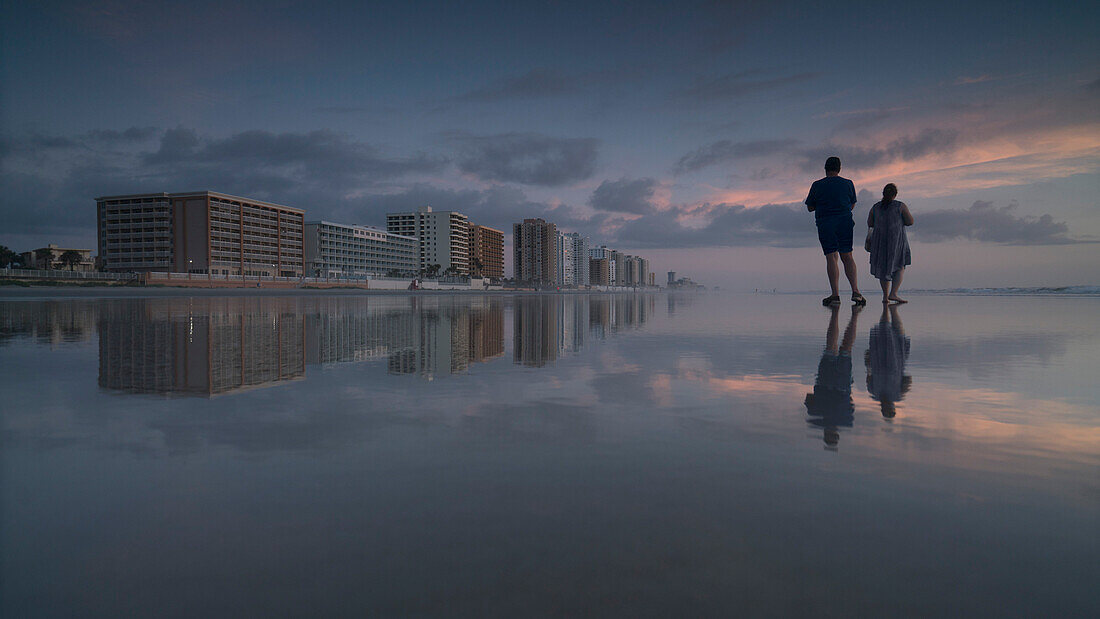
[879,278,890,303]
[889,269,906,303]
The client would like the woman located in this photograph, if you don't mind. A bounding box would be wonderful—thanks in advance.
[866,183,914,303]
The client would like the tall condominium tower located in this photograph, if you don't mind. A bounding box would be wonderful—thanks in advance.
[513,218,559,285]
[557,232,590,287]
[386,206,470,275]
[468,223,505,279]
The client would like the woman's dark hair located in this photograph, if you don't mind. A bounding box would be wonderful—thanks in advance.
[882,183,898,207]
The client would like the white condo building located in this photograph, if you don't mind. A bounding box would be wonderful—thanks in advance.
[558,232,590,287]
[386,206,470,275]
[304,221,417,277]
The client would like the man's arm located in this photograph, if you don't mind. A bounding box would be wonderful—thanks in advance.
[849,180,857,211]
[805,184,816,212]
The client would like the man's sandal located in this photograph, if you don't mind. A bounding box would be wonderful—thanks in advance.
[822,295,841,306]
[852,294,867,306]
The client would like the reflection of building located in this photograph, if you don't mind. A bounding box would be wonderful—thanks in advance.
[469,298,505,362]
[20,244,96,271]
[386,298,504,378]
[513,218,558,286]
[515,294,654,365]
[469,224,505,279]
[514,296,559,367]
[96,191,305,276]
[0,301,98,347]
[386,206,471,275]
[97,298,305,396]
[304,220,417,278]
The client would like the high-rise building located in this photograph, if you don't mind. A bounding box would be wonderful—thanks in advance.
[513,218,559,285]
[668,271,677,285]
[468,223,505,279]
[386,206,470,275]
[96,191,304,276]
[557,232,589,288]
[589,257,611,286]
[304,221,417,278]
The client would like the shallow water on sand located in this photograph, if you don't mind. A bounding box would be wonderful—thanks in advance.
[1,292,1098,616]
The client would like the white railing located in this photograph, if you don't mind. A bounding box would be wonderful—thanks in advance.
[0,268,137,281]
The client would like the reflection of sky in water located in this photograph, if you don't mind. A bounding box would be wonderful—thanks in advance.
[1,293,1098,616]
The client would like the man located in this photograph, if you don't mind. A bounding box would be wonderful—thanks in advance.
[805,156,866,306]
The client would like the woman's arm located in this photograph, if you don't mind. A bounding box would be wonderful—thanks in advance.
[901,204,914,226]
[867,205,876,227]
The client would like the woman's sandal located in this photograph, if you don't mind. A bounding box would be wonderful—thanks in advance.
[852,293,868,306]
[822,295,841,306]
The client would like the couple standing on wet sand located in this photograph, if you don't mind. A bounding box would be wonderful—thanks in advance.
[805,156,915,306]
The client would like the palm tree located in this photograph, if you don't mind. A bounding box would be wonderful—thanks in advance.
[34,247,54,269]
[58,250,84,271]
[0,245,17,268]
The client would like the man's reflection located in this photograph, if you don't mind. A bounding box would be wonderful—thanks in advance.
[805,305,861,448]
[865,304,911,418]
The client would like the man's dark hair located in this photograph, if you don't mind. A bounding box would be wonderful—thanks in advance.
[824,156,841,172]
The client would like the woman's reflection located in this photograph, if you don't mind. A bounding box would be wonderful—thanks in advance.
[805,305,861,449]
[865,304,912,418]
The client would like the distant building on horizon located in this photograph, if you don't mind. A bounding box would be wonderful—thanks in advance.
[468,223,505,279]
[304,221,417,278]
[386,206,470,276]
[513,218,558,286]
[96,191,304,276]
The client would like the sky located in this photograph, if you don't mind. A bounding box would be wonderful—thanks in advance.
[1,0,1097,289]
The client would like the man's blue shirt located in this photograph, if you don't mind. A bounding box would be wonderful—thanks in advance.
[805,176,857,220]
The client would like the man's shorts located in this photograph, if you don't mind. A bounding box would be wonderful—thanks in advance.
[816,214,854,255]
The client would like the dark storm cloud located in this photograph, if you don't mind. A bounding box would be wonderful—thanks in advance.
[588,177,658,214]
[0,127,448,240]
[673,139,798,175]
[451,132,598,186]
[615,202,812,248]
[143,128,446,182]
[678,70,817,101]
[913,201,1088,245]
[800,128,959,171]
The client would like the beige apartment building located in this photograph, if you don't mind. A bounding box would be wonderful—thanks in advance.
[96,191,304,276]
[468,223,505,279]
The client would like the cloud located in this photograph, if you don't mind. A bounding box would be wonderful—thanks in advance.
[331,184,602,243]
[913,200,1088,245]
[143,127,446,183]
[615,202,814,248]
[673,139,798,175]
[451,132,598,186]
[452,68,581,102]
[0,127,449,244]
[954,75,997,85]
[801,128,960,172]
[677,70,817,101]
[588,177,658,214]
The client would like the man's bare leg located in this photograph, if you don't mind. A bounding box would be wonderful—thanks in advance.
[840,252,861,298]
[825,252,840,299]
